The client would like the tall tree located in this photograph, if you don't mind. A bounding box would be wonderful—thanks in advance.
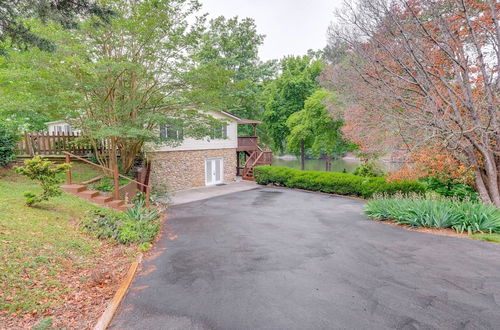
[0,0,114,54]
[263,55,322,152]
[286,89,352,170]
[190,16,276,136]
[53,0,222,173]
[326,0,500,205]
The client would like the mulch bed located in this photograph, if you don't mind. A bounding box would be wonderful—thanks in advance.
[1,243,134,329]
[373,219,469,239]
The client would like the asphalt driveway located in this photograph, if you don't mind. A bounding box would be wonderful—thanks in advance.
[111,187,500,330]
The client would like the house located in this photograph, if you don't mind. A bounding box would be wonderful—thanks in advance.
[148,111,272,192]
[45,120,80,135]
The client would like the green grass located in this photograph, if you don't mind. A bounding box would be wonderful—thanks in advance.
[471,233,500,243]
[0,166,121,313]
[57,161,103,184]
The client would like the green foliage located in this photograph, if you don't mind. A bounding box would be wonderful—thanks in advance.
[352,161,383,177]
[264,55,323,152]
[0,0,114,54]
[88,175,130,192]
[286,89,353,159]
[254,166,425,198]
[14,156,70,206]
[81,201,160,246]
[420,177,478,201]
[188,16,276,136]
[365,195,500,234]
[0,124,17,166]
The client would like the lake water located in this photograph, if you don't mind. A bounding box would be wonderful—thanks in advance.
[272,157,361,173]
[272,156,401,173]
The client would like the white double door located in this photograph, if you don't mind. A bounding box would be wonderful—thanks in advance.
[205,158,223,185]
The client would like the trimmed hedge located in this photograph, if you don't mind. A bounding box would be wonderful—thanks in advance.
[253,166,425,199]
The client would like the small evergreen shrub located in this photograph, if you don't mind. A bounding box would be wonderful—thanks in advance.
[0,124,17,167]
[253,166,425,198]
[352,161,383,177]
[14,156,70,206]
[365,195,500,234]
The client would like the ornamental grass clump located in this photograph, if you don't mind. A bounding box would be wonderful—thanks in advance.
[365,194,500,234]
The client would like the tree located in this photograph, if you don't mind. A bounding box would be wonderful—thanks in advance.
[0,0,114,54]
[14,156,70,206]
[286,89,352,170]
[190,16,277,136]
[264,55,322,153]
[0,27,82,131]
[326,0,500,205]
[53,0,222,173]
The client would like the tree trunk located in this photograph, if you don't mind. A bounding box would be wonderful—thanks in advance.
[300,139,305,171]
[325,155,332,171]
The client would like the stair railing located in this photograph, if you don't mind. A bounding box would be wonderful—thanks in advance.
[242,151,257,177]
[63,151,151,207]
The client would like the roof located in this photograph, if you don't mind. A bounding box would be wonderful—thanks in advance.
[220,111,262,125]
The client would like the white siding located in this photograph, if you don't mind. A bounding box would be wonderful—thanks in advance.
[152,111,238,152]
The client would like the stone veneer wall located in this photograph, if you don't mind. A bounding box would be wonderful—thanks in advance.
[149,148,237,192]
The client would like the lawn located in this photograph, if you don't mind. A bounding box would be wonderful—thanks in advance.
[471,233,500,244]
[0,163,134,328]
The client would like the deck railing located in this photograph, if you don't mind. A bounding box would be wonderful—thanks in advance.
[237,136,259,151]
[17,132,93,156]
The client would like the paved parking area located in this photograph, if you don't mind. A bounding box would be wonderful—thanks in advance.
[112,188,500,330]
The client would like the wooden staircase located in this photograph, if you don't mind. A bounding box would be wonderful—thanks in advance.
[242,148,272,181]
[61,184,134,212]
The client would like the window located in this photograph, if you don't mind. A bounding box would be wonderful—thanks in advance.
[210,125,228,140]
[160,125,183,140]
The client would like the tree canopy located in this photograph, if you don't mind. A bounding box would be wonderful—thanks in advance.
[325,0,500,205]
[0,0,114,54]
[263,55,322,152]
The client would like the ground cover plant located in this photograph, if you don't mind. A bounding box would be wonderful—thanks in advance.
[0,166,135,328]
[253,166,425,198]
[365,194,500,234]
[81,200,161,251]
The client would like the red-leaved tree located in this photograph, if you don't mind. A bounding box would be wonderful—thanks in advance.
[324,0,500,205]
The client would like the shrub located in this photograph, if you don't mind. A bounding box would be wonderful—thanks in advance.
[352,161,383,177]
[0,124,17,167]
[365,195,500,234]
[420,177,478,201]
[253,166,425,198]
[81,201,160,246]
[14,156,70,206]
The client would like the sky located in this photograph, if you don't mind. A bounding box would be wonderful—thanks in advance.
[200,0,344,61]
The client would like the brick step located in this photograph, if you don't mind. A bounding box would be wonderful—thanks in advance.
[92,194,113,205]
[61,184,134,212]
[106,199,125,209]
[77,189,100,200]
[61,184,86,194]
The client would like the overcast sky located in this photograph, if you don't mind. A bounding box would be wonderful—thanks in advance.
[200,0,344,61]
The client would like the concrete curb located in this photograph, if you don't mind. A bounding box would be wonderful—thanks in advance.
[93,253,143,330]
